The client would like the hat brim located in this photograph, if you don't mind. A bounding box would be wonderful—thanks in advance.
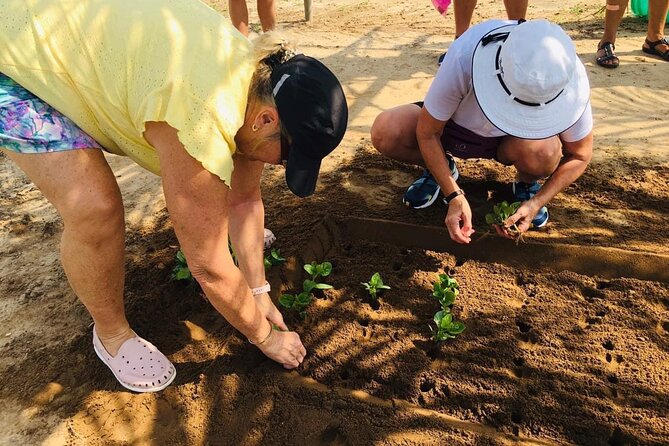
[471,24,590,139]
[285,142,322,198]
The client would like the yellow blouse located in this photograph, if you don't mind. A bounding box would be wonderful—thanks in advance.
[0,0,256,185]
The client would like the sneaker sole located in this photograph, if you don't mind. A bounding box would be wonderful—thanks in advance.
[403,184,441,209]
[533,209,549,228]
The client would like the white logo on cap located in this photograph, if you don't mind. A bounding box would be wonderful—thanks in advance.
[272,74,291,97]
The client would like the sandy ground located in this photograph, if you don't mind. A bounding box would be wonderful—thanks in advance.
[1,0,668,444]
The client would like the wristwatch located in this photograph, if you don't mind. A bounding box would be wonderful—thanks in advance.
[444,189,465,204]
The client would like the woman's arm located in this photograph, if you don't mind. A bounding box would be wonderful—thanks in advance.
[416,107,474,244]
[143,122,303,367]
[228,153,288,330]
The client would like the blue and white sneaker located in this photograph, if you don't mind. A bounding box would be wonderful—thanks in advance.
[403,156,459,209]
[512,181,549,228]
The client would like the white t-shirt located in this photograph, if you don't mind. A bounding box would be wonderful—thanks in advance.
[424,20,592,143]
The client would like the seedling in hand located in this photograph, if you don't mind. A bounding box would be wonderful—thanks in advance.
[171,249,194,282]
[264,248,286,270]
[361,272,391,300]
[432,274,459,310]
[430,310,466,341]
[279,291,312,319]
[485,201,523,240]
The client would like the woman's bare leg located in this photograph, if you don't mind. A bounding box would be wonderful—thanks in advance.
[3,149,131,355]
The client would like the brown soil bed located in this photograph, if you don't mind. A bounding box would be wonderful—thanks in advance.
[4,210,668,445]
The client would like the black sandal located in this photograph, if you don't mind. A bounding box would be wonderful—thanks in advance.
[596,41,619,68]
[642,37,669,61]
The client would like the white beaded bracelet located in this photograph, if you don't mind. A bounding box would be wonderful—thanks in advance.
[251,281,271,296]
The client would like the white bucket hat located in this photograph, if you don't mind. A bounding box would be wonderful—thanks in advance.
[471,19,590,139]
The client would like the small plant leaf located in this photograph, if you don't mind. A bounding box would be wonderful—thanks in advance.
[296,292,312,306]
[449,321,466,334]
[313,283,333,290]
[320,262,333,277]
[279,294,295,308]
[176,250,187,263]
[174,268,191,281]
[304,263,317,276]
[303,279,317,293]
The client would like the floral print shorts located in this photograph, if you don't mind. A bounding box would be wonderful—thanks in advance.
[0,73,101,153]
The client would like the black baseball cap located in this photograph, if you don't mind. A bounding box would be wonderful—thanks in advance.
[270,54,348,197]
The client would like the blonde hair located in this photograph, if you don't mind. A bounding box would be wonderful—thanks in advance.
[249,31,298,106]
[245,31,297,153]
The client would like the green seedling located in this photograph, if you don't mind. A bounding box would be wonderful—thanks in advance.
[304,261,332,280]
[361,272,391,300]
[171,249,194,282]
[485,200,522,237]
[432,274,459,310]
[279,291,312,319]
[279,260,334,320]
[430,310,466,342]
[303,261,333,292]
[264,248,286,270]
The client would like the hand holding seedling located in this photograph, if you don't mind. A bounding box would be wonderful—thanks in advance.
[256,327,306,369]
[445,195,475,244]
[485,201,524,241]
[500,200,544,236]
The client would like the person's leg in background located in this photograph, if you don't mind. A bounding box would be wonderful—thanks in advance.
[596,0,629,68]
[453,0,477,38]
[257,0,277,32]
[229,0,251,36]
[642,0,669,60]
[503,0,528,20]
[453,0,527,39]
[229,0,277,36]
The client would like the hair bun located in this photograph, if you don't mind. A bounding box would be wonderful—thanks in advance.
[263,53,284,70]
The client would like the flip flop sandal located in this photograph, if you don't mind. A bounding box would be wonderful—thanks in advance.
[642,38,669,61]
[263,228,276,249]
[93,327,176,393]
[596,41,619,68]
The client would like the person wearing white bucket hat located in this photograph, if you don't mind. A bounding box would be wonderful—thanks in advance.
[371,19,593,243]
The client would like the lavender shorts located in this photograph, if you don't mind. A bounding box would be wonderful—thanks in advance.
[0,74,101,153]
[414,101,503,160]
